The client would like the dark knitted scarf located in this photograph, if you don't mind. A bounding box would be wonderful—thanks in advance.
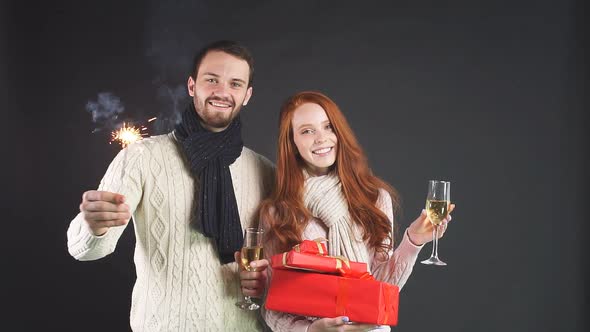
[174,102,244,264]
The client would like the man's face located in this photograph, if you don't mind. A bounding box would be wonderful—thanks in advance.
[187,51,253,132]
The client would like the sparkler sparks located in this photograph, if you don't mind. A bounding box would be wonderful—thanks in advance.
[110,119,156,148]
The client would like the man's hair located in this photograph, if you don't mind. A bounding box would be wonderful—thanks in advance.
[190,40,254,87]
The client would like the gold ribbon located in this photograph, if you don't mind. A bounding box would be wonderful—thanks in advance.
[280,252,327,272]
[280,252,352,274]
[331,255,351,271]
[292,238,327,255]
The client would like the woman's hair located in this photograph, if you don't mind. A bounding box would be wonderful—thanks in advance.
[261,91,401,254]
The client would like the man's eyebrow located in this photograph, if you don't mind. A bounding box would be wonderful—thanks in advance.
[202,72,246,84]
[231,78,247,84]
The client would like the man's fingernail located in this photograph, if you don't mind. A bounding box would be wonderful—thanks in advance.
[251,262,257,268]
[342,316,349,322]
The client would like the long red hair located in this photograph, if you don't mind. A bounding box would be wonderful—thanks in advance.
[261,91,400,254]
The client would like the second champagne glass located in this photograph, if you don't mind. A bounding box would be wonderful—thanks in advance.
[235,227,264,310]
[421,180,450,266]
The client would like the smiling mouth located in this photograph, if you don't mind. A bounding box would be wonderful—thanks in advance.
[208,100,233,109]
[312,147,333,155]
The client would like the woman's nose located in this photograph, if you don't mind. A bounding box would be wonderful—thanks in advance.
[314,135,327,144]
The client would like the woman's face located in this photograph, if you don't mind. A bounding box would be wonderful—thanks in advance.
[291,103,338,176]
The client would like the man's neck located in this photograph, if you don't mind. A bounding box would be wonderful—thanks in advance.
[200,121,229,133]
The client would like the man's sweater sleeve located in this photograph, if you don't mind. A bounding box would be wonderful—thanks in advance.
[67,142,145,261]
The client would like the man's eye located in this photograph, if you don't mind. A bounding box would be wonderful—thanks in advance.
[231,82,243,88]
[206,78,217,83]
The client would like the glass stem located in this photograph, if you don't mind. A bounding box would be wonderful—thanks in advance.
[432,225,440,259]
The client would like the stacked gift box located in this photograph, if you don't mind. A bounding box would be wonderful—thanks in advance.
[265,239,399,325]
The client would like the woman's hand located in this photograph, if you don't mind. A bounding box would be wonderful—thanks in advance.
[308,316,378,332]
[407,204,456,246]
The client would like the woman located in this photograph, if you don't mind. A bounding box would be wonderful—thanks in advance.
[260,91,455,332]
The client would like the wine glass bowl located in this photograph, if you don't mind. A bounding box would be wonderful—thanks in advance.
[236,227,264,310]
[421,180,450,266]
[425,199,449,226]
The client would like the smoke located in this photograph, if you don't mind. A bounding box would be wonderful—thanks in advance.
[84,1,211,136]
[154,84,187,133]
[146,36,191,133]
[144,0,201,133]
[85,92,125,132]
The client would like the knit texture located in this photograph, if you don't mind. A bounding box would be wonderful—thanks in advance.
[174,103,245,264]
[262,177,424,332]
[304,174,370,264]
[67,133,275,332]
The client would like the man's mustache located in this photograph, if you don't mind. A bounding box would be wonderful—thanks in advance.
[206,96,235,107]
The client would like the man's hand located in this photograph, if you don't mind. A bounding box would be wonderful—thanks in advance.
[235,251,269,298]
[80,190,131,236]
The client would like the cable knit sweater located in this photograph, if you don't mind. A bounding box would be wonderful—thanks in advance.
[262,184,424,332]
[67,133,275,332]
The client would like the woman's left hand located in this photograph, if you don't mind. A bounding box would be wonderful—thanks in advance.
[407,204,456,246]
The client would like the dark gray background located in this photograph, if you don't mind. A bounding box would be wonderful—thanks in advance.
[3,0,587,331]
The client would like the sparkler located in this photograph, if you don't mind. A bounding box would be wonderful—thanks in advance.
[109,117,157,149]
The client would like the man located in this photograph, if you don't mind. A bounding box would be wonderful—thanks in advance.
[67,40,273,331]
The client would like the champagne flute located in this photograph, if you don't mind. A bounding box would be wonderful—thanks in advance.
[421,180,450,266]
[235,227,264,310]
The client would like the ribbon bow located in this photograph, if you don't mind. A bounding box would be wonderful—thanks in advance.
[292,238,328,255]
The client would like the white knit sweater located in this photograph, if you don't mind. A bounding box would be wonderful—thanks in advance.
[67,133,275,332]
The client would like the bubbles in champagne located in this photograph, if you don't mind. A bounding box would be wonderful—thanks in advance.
[241,246,264,271]
[425,200,449,225]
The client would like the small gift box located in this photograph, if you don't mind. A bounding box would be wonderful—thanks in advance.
[265,269,399,325]
[270,238,369,278]
[292,238,328,255]
[270,250,369,278]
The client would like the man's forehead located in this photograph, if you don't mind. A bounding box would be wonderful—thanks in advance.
[198,51,250,79]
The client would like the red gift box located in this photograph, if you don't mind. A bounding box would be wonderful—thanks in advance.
[292,238,328,255]
[271,251,369,278]
[265,269,399,325]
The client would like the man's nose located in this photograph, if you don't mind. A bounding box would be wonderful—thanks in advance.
[212,82,230,96]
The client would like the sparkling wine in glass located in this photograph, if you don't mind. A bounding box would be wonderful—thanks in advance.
[421,180,450,266]
[236,227,264,310]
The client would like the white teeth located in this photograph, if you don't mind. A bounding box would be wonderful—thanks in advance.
[210,101,230,107]
[313,147,332,154]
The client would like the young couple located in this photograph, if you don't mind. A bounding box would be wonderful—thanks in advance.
[67,40,454,332]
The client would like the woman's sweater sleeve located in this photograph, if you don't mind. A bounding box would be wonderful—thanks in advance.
[370,189,424,290]
[66,142,145,261]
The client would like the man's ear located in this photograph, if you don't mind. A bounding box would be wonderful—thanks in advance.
[187,76,196,97]
[243,86,253,106]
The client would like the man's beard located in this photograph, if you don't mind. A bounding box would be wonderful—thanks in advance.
[194,95,243,130]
